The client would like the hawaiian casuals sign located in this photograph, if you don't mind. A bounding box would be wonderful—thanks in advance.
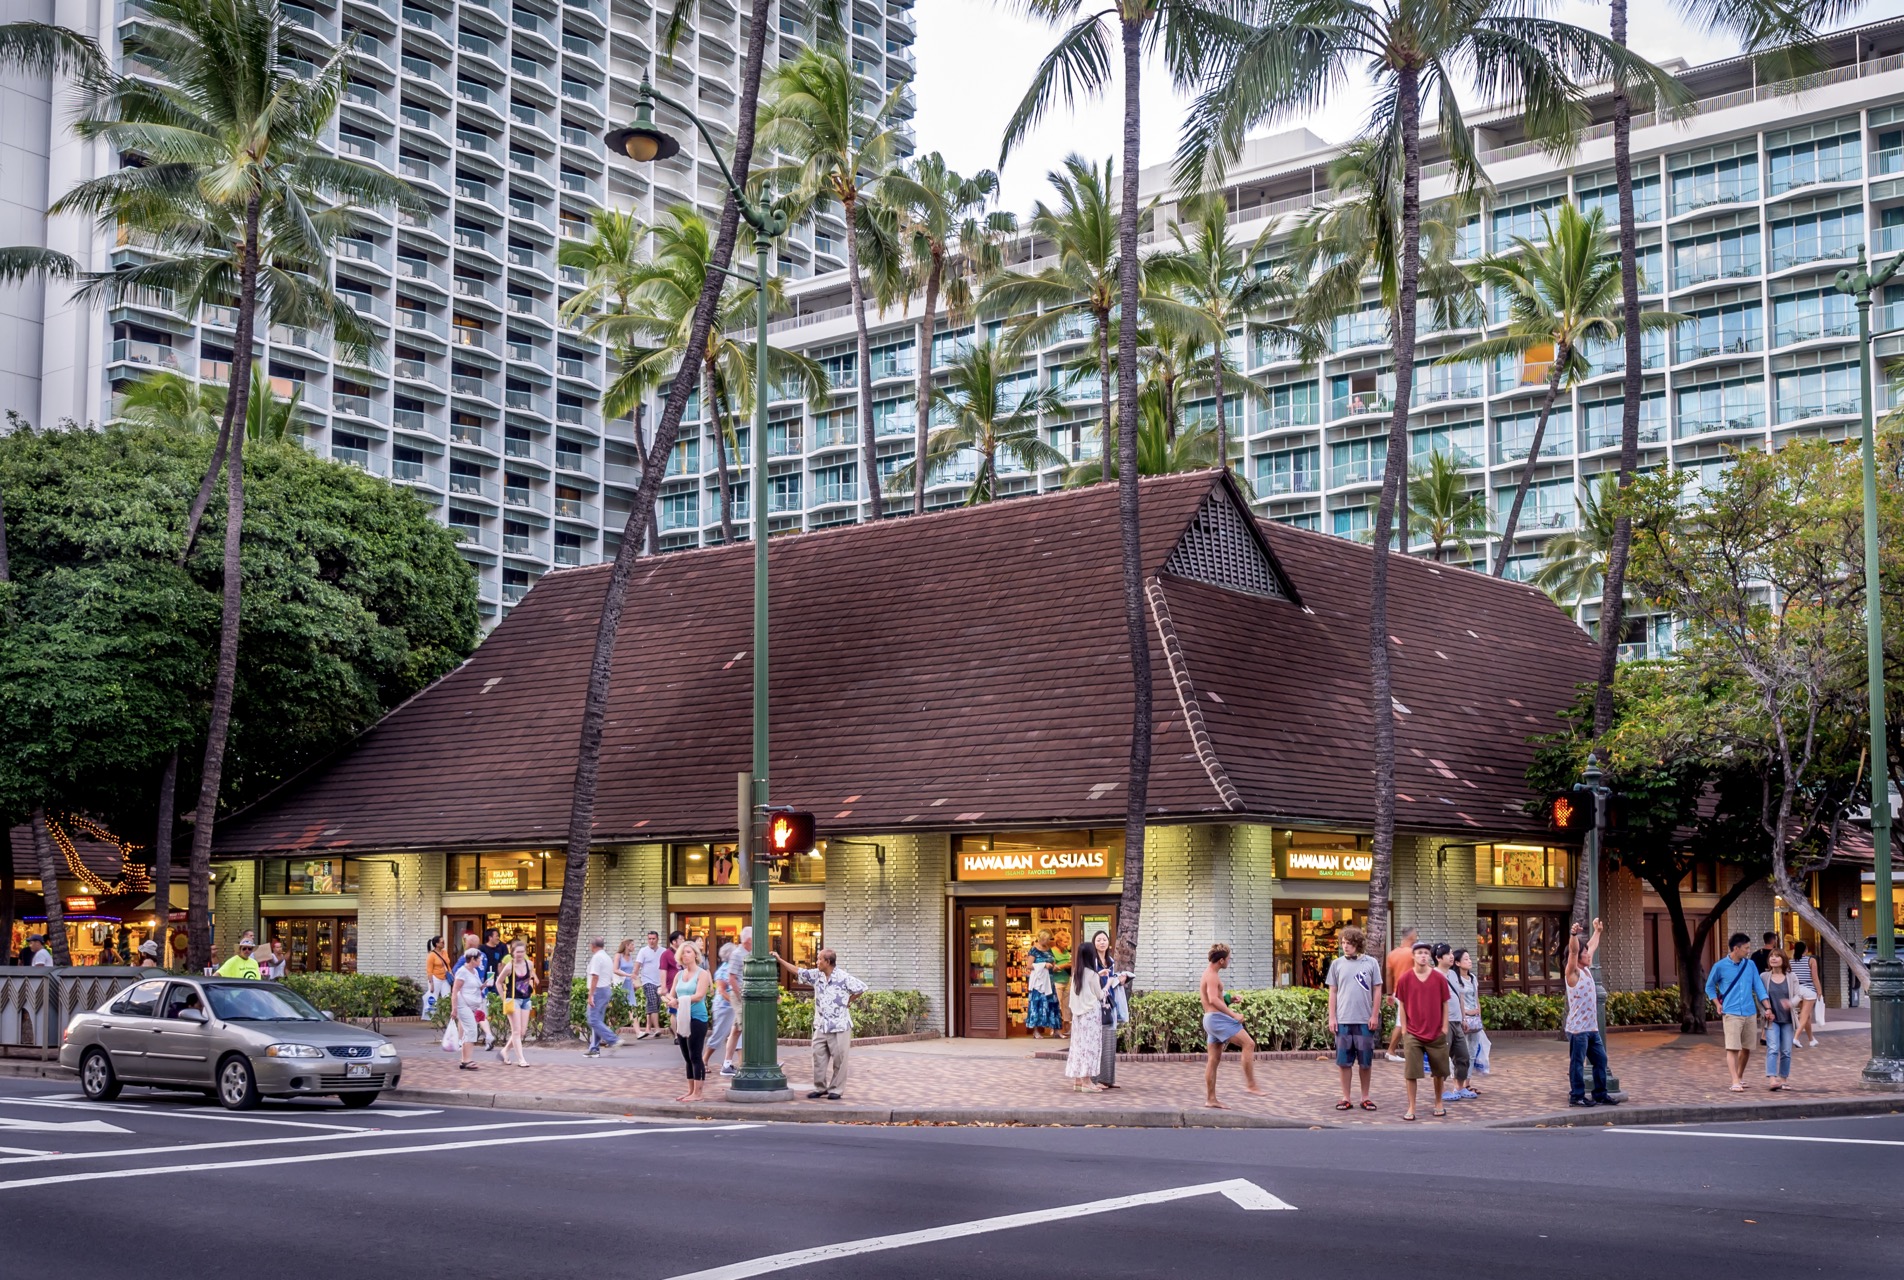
[955,849,1111,881]
[1280,849,1373,881]
[799,967,867,1034]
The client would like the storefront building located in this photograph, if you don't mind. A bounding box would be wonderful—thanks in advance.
[210,472,1618,1025]
[8,817,184,966]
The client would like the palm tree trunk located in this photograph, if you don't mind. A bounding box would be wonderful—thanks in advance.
[185,190,260,974]
[179,417,233,564]
[541,0,773,1038]
[0,477,10,583]
[1097,311,1113,477]
[1211,350,1226,473]
[1492,358,1566,576]
[845,195,883,520]
[153,749,178,968]
[1365,66,1424,954]
[1113,14,1151,958]
[914,257,941,515]
[709,363,737,545]
[31,806,69,966]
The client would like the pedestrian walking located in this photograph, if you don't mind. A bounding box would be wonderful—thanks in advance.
[705,943,741,1078]
[1705,932,1772,1092]
[667,941,712,1102]
[1384,926,1419,1062]
[1762,949,1797,1090]
[1432,944,1473,1103]
[583,937,622,1057]
[1088,932,1124,1089]
[1393,940,1452,1121]
[424,935,451,1017]
[496,938,536,1068]
[719,928,752,1073]
[1790,939,1822,1047]
[451,947,485,1072]
[1199,943,1263,1109]
[137,939,161,969]
[1749,931,1776,973]
[614,938,638,1011]
[1450,948,1483,1095]
[1564,921,1616,1108]
[479,928,507,988]
[634,930,666,1039]
[772,947,865,1099]
[1062,941,1107,1091]
[215,937,261,979]
[1324,925,1382,1112]
[1026,929,1063,1039]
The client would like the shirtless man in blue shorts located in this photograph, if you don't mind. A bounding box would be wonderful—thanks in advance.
[1200,943,1264,1109]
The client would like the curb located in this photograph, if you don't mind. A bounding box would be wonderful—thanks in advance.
[1491,1096,1904,1129]
[0,1060,71,1081]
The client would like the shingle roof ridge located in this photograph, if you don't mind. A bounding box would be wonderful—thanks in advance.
[1255,514,1565,606]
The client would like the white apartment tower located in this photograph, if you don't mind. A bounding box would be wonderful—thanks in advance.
[0,0,917,619]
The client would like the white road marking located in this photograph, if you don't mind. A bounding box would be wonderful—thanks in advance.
[0,1122,757,1191]
[360,1108,441,1117]
[0,1116,131,1136]
[667,1178,1295,1280]
[7,1096,373,1132]
[0,1146,52,1157]
[0,1117,637,1167]
[1612,1128,1904,1149]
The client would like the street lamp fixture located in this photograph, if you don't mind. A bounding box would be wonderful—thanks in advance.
[605,76,791,1100]
[1580,759,1621,1097]
[1834,248,1903,1088]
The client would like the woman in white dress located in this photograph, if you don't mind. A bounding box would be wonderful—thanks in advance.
[1063,944,1108,1091]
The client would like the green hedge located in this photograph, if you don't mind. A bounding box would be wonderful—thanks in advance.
[776,989,930,1039]
[282,973,423,1021]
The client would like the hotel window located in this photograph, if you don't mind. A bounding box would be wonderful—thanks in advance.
[445,852,567,892]
[671,842,826,886]
[261,858,361,895]
[1474,843,1569,889]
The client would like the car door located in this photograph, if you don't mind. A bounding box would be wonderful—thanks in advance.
[96,979,168,1077]
[148,982,216,1084]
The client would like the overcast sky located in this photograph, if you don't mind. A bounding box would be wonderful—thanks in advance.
[908,0,1904,217]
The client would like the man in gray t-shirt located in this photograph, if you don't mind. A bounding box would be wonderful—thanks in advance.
[1325,926,1384,1110]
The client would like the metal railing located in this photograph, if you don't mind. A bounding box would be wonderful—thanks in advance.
[0,967,146,1057]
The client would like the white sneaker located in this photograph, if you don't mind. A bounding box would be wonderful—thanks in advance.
[720,1062,736,1077]
[1384,1052,1404,1063]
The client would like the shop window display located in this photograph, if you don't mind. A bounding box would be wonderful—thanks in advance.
[1272,906,1369,987]
[446,852,565,892]
[1474,843,1569,889]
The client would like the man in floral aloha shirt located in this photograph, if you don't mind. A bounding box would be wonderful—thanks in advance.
[773,947,866,1099]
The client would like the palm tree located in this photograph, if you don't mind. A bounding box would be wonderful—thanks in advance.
[1442,203,1679,574]
[0,22,105,286]
[1147,194,1318,469]
[48,0,417,971]
[1407,449,1490,562]
[889,340,1068,504]
[117,370,224,435]
[1062,390,1224,486]
[586,207,825,544]
[875,155,1018,515]
[1530,473,1621,605]
[1003,0,1245,956]
[1181,0,1670,950]
[543,0,785,1039]
[756,44,904,520]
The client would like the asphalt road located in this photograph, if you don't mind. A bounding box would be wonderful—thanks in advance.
[0,1075,1895,1278]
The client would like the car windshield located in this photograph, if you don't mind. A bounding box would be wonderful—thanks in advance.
[205,984,325,1022]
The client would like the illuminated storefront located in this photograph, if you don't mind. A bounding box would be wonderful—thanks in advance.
[442,852,567,977]
[261,857,361,973]
[669,842,824,985]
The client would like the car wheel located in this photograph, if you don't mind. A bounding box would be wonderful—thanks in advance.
[336,1092,379,1109]
[216,1055,261,1111]
[79,1049,121,1102]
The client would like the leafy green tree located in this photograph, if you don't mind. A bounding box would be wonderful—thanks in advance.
[889,340,1067,504]
[757,44,905,519]
[1445,203,1679,573]
[874,155,1017,515]
[1183,2,1672,947]
[46,0,418,969]
[1623,440,1874,986]
[1406,450,1489,563]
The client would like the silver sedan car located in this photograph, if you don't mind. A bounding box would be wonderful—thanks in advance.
[61,977,402,1110]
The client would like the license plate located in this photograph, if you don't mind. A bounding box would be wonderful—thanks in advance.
[346,1064,370,1079]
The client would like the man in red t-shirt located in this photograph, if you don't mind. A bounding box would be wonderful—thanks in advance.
[1393,940,1453,1121]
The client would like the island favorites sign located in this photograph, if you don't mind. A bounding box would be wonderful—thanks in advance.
[955,848,1112,881]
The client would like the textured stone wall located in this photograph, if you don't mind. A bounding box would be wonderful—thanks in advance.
[1132,825,1222,994]
[1815,867,1864,1009]
[1217,825,1277,990]
[211,862,258,960]
[1726,878,1778,949]
[1389,835,1476,953]
[823,833,949,1023]
[577,845,667,948]
[354,853,443,979]
[1600,866,1646,992]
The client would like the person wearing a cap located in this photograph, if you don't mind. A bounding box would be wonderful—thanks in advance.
[216,937,262,980]
[137,939,162,969]
[28,936,53,967]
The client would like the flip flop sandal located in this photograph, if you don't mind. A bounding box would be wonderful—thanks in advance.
[1360,1100,1378,1111]
[1401,1112,1417,1122]
[1432,1109,1446,1118]
[1335,1100,1353,1111]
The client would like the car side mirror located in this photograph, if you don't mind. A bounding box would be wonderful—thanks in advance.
[177,1009,207,1024]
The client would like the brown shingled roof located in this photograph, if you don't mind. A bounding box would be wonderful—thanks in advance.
[212,471,1595,856]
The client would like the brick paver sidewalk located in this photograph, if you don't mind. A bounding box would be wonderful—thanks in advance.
[389,1019,1891,1127]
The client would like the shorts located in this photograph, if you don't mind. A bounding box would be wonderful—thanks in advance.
[1723,1014,1756,1051]
[1403,1031,1450,1080]
[1203,1011,1245,1045]
[513,997,532,1013]
[708,999,736,1054]
[1334,1022,1374,1068]
[643,983,661,1015]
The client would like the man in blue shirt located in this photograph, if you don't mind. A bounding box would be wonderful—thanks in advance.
[1705,932,1772,1092]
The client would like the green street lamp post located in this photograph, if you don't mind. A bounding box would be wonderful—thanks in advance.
[607,80,792,1098]
[1580,759,1621,1096]
[1835,247,1903,1088]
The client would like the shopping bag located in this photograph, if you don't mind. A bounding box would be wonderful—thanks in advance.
[441,1022,462,1053]
[1471,1029,1492,1075]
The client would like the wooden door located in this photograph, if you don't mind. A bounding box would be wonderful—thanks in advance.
[960,908,1004,1038]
